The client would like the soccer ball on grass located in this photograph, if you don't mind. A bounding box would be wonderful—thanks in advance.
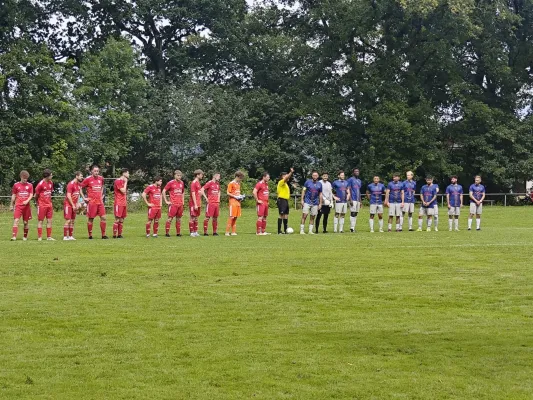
[286,227,294,234]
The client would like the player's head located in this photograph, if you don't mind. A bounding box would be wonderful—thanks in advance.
[338,170,345,180]
[91,164,100,177]
[121,168,129,179]
[213,173,221,182]
[373,175,380,184]
[19,170,30,181]
[474,175,481,184]
[311,170,319,181]
[353,168,360,177]
[280,171,288,181]
[406,170,414,180]
[262,171,270,182]
[426,175,433,184]
[450,175,458,184]
[392,173,400,182]
[193,169,204,180]
[234,171,245,182]
[174,169,182,180]
[321,172,329,181]
[43,169,52,180]
[153,176,163,186]
[75,171,83,182]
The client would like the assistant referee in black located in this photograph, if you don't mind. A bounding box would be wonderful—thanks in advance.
[276,167,294,234]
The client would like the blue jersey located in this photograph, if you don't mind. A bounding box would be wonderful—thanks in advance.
[469,184,485,203]
[420,184,437,207]
[303,179,322,206]
[446,184,463,207]
[367,183,385,205]
[347,177,362,202]
[387,181,404,203]
[403,180,416,203]
[332,180,349,203]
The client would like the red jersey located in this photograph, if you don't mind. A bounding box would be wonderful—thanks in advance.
[164,180,185,206]
[189,180,202,207]
[114,179,127,207]
[255,180,269,202]
[203,180,221,204]
[81,176,104,205]
[35,179,53,207]
[64,179,81,206]
[144,184,162,208]
[12,182,34,206]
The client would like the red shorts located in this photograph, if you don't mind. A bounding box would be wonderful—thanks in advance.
[148,207,162,220]
[256,203,269,217]
[114,205,127,218]
[189,205,201,218]
[168,205,184,218]
[87,203,106,219]
[14,205,32,221]
[37,206,53,221]
[64,204,77,220]
[206,203,220,218]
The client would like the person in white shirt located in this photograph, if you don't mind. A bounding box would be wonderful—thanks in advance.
[315,172,333,233]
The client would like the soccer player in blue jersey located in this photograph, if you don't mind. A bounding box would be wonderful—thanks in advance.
[418,176,438,231]
[332,171,350,233]
[300,171,323,234]
[401,171,417,231]
[431,180,440,231]
[468,175,486,231]
[446,176,463,231]
[385,173,404,232]
[366,176,386,233]
[347,168,362,232]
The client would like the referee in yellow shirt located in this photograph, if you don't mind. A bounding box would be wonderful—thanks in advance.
[277,167,294,234]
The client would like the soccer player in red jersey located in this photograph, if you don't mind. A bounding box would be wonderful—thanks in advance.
[253,172,271,235]
[142,176,163,238]
[189,169,204,237]
[63,171,83,241]
[10,170,33,241]
[35,169,55,241]
[113,168,129,239]
[201,173,221,236]
[163,170,185,237]
[80,164,109,239]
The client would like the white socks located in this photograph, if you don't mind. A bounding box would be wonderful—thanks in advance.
[369,219,374,231]
[418,219,423,229]
[476,218,481,229]
[468,218,472,229]
[455,218,459,229]
[308,224,314,233]
[339,218,344,232]
[334,217,338,232]
[408,216,413,229]
[449,219,453,230]
[378,219,383,230]
[434,214,439,228]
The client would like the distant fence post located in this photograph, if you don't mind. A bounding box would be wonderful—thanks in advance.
[504,194,507,207]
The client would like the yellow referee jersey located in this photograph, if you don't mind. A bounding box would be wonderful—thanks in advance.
[277,179,290,200]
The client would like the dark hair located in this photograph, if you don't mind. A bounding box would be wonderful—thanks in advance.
[75,171,83,177]
[280,172,287,179]
[262,171,269,178]
[153,176,162,182]
[311,170,319,175]
[393,172,400,178]
[121,168,129,175]
[450,175,458,180]
[338,170,345,175]
[353,168,359,172]
[91,164,100,171]
[43,169,52,178]
[426,175,433,180]
[321,171,329,175]
[193,169,204,177]
[235,171,245,179]
[475,175,481,179]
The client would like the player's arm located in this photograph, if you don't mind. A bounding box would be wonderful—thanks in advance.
[400,189,404,205]
[142,190,153,207]
[300,188,306,206]
[429,191,437,205]
[284,168,294,182]
[9,193,15,211]
[460,189,464,207]
[34,185,40,204]
[446,192,451,208]
[384,188,390,206]
[346,188,351,202]
[469,190,475,203]
[420,191,426,206]
[480,190,486,205]
[192,186,199,209]
[67,191,75,208]
[319,192,323,208]
[253,186,261,204]
[162,188,170,205]
[80,185,87,202]
[200,186,208,203]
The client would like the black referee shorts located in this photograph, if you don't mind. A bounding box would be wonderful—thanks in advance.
[277,198,290,215]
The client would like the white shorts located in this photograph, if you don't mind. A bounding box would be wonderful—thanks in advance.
[335,203,347,214]
[402,203,415,213]
[350,201,361,213]
[419,207,435,216]
[469,203,483,215]
[448,207,461,216]
[369,204,384,215]
[302,203,319,216]
[388,203,402,217]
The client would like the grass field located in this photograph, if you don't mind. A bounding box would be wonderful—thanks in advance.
[1,206,533,399]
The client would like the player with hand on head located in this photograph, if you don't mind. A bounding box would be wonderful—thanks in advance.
[10,170,33,241]
[276,168,294,234]
[446,175,463,231]
[347,168,362,232]
[202,173,221,236]
[226,171,245,236]
[468,175,485,231]
[189,169,204,237]
[113,168,129,239]
[366,176,386,233]
[332,170,350,233]
[163,170,185,237]
[300,171,323,234]
[315,172,333,233]
[35,169,55,241]
[401,171,416,231]
[81,164,108,239]
[253,172,271,235]
[142,176,163,238]
[385,173,404,232]
[63,171,83,240]
[418,176,438,232]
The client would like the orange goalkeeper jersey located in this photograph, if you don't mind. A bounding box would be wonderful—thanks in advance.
[227,180,241,207]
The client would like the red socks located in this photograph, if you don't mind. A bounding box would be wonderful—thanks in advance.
[256,220,262,234]
[24,227,28,238]
[165,221,171,235]
[88,222,93,236]
[153,222,159,235]
[12,226,18,238]
[46,227,52,238]
[203,219,209,234]
[146,222,151,235]
[212,219,218,234]
[100,221,106,236]
[37,227,43,239]
[176,220,181,235]
[64,225,69,237]
[262,219,267,232]
[113,223,118,237]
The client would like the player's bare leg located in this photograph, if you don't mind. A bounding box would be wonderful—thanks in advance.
[300,213,308,234]
[308,215,316,234]
[387,215,393,232]
[350,211,358,232]
[395,215,400,232]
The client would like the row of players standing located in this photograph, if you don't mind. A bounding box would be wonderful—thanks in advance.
[296,169,487,234]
